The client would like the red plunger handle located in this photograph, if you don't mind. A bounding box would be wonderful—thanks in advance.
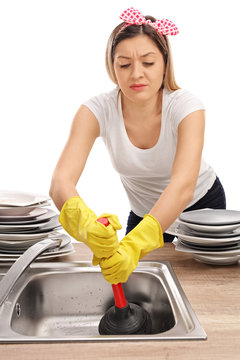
[111,283,127,308]
[97,217,127,309]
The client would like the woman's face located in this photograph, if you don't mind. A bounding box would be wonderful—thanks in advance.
[113,34,165,104]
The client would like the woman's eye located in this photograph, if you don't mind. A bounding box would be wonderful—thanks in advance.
[119,62,154,68]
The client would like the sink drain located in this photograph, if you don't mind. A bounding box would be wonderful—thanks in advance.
[15,303,21,317]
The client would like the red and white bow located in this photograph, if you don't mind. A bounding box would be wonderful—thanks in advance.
[119,7,179,36]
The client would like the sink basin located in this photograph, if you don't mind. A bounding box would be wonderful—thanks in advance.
[0,261,206,342]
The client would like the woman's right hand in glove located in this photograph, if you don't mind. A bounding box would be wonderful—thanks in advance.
[59,197,122,261]
[99,214,164,284]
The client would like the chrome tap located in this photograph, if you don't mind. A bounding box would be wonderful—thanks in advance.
[0,238,61,306]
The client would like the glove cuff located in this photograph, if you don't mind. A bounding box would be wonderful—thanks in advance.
[60,196,84,212]
[143,214,164,248]
[58,196,96,242]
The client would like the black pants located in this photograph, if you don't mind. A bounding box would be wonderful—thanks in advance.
[125,176,226,242]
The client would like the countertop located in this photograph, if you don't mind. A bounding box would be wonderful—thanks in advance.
[1,243,239,360]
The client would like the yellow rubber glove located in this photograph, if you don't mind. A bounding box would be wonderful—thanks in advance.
[88,213,122,265]
[59,197,122,261]
[99,214,164,284]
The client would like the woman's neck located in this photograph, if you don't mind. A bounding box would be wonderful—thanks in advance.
[121,89,163,123]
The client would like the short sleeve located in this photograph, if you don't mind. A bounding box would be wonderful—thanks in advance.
[82,93,107,138]
[171,89,205,128]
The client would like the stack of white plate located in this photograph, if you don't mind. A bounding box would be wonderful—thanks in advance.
[0,190,75,264]
[171,209,240,265]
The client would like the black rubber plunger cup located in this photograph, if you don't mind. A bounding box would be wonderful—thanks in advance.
[97,218,152,335]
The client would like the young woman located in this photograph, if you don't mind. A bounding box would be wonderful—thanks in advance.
[50,8,226,284]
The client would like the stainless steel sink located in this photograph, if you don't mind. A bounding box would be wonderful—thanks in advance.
[0,261,207,342]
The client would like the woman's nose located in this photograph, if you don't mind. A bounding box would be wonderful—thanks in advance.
[131,62,144,79]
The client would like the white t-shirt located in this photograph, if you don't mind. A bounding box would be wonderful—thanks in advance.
[83,87,216,217]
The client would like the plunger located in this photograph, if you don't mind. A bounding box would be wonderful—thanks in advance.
[97,217,152,335]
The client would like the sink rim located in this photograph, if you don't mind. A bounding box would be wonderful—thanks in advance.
[0,260,207,342]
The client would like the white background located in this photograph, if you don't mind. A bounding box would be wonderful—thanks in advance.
[0,0,239,238]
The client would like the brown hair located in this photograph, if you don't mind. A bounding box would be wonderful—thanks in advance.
[105,16,180,92]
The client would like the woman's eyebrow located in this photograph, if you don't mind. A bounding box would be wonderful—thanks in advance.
[117,52,157,60]
[141,52,157,57]
[117,55,131,59]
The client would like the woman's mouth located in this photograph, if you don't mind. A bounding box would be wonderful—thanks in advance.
[130,84,147,91]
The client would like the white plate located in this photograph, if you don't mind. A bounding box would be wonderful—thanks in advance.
[0,238,43,250]
[173,239,240,256]
[0,203,51,216]
[0,231,68,250]
[176,232,240,245]
[0,230,58,241]
[0,190,50,207]
[0,246,75,263]
[180,209,240,225]
[0,231,65,248]
[39,243,74,258]
[192,253,240,265]
[37,248,75,261]
[0,208,48,221]
[178,220,240,234]
[0,209,57,225]
[0,215,61,234]
[0,235,71,258]
[177,223,240,239]
[180,240,240,252]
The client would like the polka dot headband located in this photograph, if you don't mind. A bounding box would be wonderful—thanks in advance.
[117,7,179,36]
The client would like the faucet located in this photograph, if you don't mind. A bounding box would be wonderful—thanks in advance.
[0,238,61,306]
